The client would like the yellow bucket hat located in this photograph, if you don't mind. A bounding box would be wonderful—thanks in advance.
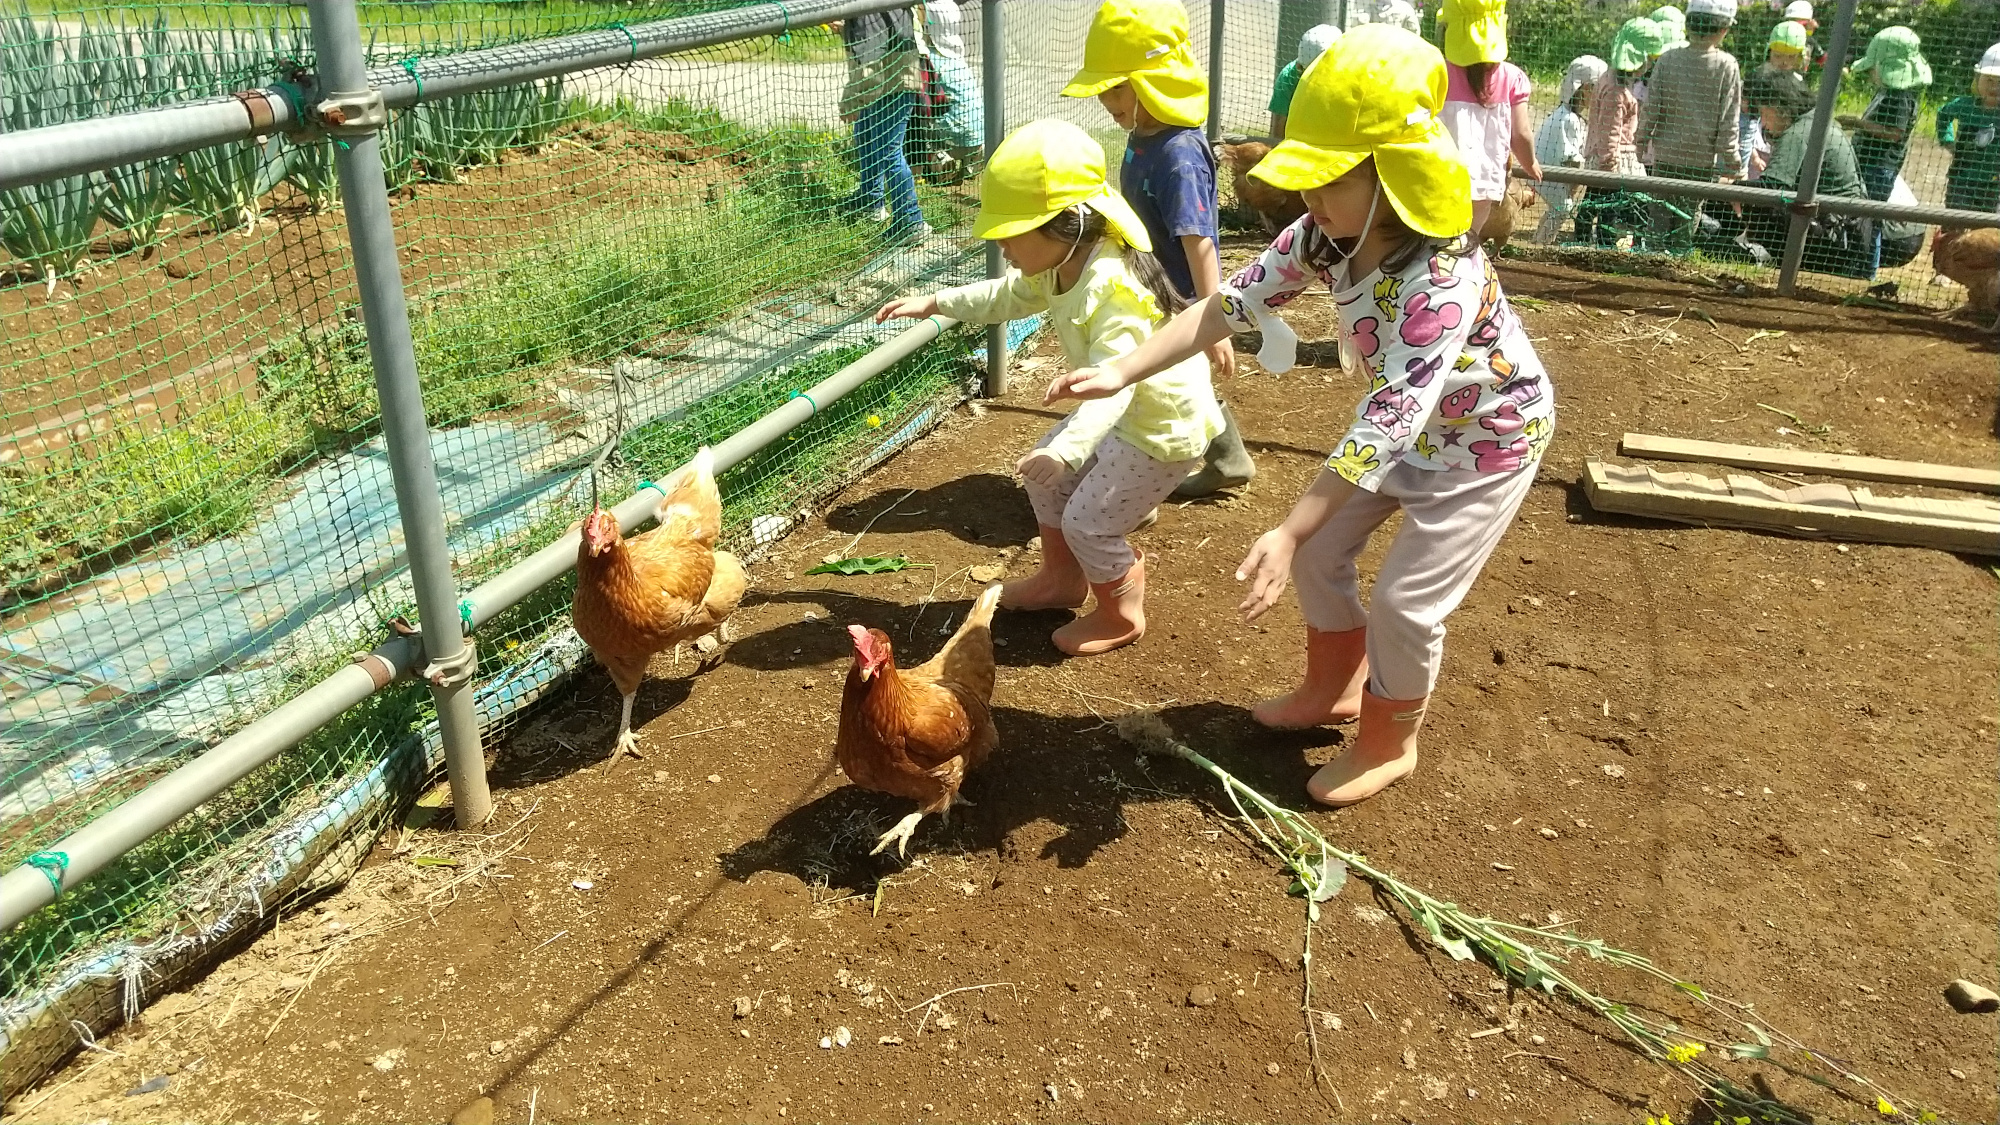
[1060,0,1209,128]
[971,119,1153,252]
[1249,24,1470,239]
[1440,0,1508,65]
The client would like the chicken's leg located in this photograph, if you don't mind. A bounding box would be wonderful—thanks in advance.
[602,691,645,774]
[870,811,927,858]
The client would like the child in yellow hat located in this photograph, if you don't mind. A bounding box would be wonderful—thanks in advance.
[1048,26,1557,808]
[1436,0,1541,236]
[875,119,1223,657]
[1061,0,1253,501]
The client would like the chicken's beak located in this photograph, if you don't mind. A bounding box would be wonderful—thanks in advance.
[857,666,873,682]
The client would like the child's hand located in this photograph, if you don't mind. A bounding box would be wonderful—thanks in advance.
[1206,337,1236,379]
[1044,363,1129,405]
[1016,450,1069,489]
[875,294,938,323]
[1235,528,1299,622]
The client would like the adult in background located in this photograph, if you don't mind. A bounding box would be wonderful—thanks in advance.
[1270,24,1341,141]
[1737,69,1879,278]
[1740,20,1810,180]
[916,0,985,183]
[837,7,930,244]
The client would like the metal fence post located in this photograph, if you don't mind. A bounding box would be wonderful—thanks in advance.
[1775,0,1860,296]
[1205,0,1225,142]
[982,0,1008,396]
[304,0,493,827]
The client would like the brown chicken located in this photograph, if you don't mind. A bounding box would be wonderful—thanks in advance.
[1933,227,1999,325]
[572,446,748,773]
[1217,141,1307,234]
[1478,184,1538,255]
[837,584,1002,857]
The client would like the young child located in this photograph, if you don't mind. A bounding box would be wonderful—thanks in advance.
[876,119,1222,656]
[1533,55,1607,242]
[1436,0,1542,235]
[1048,25,1556,807]
[1936,42,2000,213]
[1271,24,1341,142]
[1842,26,1931,203]
[1741,21,1810,179]
[1634,0,1739,245]
[1061,0,1252,499]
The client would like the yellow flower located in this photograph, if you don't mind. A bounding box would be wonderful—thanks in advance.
[1876,1096,1897,1116]
[1664,1042,1704,1065]
[1645,1115,1675,1125]
[867,414,883,428]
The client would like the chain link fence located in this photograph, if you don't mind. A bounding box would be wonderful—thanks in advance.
[0,0,1994,1099]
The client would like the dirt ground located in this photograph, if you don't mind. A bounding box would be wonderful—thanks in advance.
[7,253,1997,1125]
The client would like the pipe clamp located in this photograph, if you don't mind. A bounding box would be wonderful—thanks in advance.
[316,89,388,134]
[423,640,478,690]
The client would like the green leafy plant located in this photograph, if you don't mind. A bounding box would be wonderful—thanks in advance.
[99,158,176,247]
[0,175,103,287]
[807,555,925,576]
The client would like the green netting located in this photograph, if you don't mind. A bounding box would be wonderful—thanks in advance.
[1,0,1009,1088]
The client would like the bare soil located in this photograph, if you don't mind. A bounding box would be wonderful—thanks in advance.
[8,254,1997,1125]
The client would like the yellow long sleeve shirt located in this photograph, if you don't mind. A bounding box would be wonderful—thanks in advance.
[934,247,1222,468]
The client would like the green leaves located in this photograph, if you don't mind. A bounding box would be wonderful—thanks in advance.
[807,555,924,576]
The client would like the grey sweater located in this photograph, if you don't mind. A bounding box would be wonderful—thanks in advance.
[1636,45,1742,174]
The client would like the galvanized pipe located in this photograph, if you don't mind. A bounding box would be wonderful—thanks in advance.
[0,315,963,933]
[0,642,417,932]
[1205,0,1226,142]
[981,0,1008,396]
[1524,166,2000,229]
[309,0,493,830]
[0,0,910,192]
[1776,0,1861,295]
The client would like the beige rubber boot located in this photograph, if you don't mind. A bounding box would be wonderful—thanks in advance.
[1002,525,1089,610]
[1253,627,1368,729]
[1052,553,1146,656]
[1306,688,1426,807]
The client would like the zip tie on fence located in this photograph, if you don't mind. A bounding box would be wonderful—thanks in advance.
[610,22,640,68]
[399,58,425,104]
[25,851,69,896]
[459,597,474,635]
[771,0,793,42]
[789,389,819,416]
[637,479,660,493]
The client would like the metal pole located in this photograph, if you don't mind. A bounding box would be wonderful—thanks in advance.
[1205,0,1226,142]
[1523,165,2000,228]
[981,0,1008,396]
[1776,0,1860,296]
[0,642,417,931]
[307,0,491,828]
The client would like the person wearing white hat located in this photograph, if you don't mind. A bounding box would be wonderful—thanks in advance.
[1934,42,2000,212]
[1270,24,1341,140]
[1781,0,1815,30]
[1533,55,1608,241]
[1634,0,1740,245]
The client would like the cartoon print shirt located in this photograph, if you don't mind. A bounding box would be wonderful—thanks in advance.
[1218,215,1557,491]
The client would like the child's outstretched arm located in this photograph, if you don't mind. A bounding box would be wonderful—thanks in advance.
[882,269,1046,328]
[1182,234,1237,377]
[1236,469,1358,621]
[1044,293,1231,403]
[875,293,940,321]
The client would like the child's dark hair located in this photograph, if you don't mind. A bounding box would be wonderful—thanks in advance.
[1038,205,1188,315]
[1465,61,1499,105]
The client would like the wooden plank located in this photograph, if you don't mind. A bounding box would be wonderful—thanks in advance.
[1619,432,2000,495]
[1584,461,2000,555]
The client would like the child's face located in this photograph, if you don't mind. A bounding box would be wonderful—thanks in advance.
[1758,103,1791,137]
[1573,84,1594,113]
[1097,83,1141,131]
[997,225,1076,275]
[1976,73,2000,105]
[1300,163,1381,240]
[1768,48,1803,72]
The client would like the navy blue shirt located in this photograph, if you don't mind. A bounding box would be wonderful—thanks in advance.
[1120,125,1220,300]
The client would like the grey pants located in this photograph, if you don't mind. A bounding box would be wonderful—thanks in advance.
[1293,462,1538,699]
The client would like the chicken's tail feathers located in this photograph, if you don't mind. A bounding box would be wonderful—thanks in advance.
[653,445,723,545]
[965,583,1002,630]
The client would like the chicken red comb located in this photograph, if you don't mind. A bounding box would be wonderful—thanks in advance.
[847,624,870,646]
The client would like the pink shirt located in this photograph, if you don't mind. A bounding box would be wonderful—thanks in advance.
[1442,63,1531,199]
[1445,61,1531,106]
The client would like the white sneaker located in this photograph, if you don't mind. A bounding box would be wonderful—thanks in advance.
[868,205,891,223]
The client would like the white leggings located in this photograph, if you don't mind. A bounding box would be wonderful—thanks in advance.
[1025,424,1196,584]
[1294,462,1537,699]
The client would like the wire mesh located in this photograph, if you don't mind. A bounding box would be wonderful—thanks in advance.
[0,0,1004,1085]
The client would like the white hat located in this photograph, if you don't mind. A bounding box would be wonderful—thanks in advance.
[1297,23,1341,68]
[1782,1,1813,20]
[1687,0,1737,19]
[1559,55,1609,103]
[1979,42,2000,76]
